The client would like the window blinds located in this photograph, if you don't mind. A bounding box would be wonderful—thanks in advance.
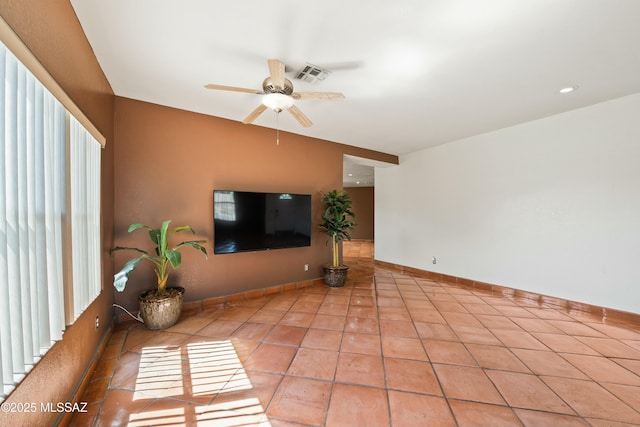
[0,35,102,400]
[0,41,66,397]
[70,116,102,320]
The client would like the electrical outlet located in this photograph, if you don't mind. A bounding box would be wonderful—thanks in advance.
[304,264,309,271]
[95,316,99,329]
[432,256,437,264]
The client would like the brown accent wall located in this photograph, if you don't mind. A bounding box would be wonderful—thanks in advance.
[113,97,396,311]
[0,1,115,426]
[0,2,397,423]
[345,187,374,240]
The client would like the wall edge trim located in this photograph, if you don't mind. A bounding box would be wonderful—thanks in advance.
[374,260,640,328]
[115,278,324,324]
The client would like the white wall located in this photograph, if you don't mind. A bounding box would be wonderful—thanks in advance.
[375,93,640,314]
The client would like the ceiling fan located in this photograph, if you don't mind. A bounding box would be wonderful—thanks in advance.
[205,59,345,128]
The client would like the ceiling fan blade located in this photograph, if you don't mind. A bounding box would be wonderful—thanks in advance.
[288,105,313,128]
[242,104,268,124]
[204,84,262,94]
[292,92,345,101]
[268,59,286,89]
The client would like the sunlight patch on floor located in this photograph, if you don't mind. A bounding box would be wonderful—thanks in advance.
[195,397,271,426]
[130,339,266,425]
[187,340,251,396]
[128,407,186,426]
[133,345,184,400]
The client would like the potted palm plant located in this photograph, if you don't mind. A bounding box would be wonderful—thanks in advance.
[111,220,208,329]
[319,190,357,287]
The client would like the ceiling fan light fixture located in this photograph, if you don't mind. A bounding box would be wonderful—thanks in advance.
[262,93,294,112]
[206,59,341,127]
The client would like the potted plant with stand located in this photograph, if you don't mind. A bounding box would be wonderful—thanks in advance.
[111,220,208,329]
[319,189,357,287]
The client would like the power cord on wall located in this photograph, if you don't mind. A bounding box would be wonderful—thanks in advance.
[113,304,144,323]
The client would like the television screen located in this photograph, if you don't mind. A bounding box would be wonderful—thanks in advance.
[213,190,312,254]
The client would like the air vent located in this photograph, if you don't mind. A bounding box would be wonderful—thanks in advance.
[295,63,331,84]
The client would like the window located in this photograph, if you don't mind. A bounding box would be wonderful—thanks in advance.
[69,116,102,321]
[0,19,104,400]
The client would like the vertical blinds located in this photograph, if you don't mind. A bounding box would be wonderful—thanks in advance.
[70,116,102,321]
[1,35,102,400]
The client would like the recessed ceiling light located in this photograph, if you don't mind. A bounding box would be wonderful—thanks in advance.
[559,86,579,94]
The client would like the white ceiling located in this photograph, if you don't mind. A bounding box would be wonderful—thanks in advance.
[71,0,640,160]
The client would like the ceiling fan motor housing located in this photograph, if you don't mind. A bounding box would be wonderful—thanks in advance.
[263,77,294,95]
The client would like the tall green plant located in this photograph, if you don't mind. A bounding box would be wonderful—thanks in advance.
[319,190,357,267]
[111,220,208,295]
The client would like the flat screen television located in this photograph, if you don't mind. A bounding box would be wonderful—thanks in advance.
[213,190,312,254]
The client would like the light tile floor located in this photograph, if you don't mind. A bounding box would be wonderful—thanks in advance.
[71,241,640,426]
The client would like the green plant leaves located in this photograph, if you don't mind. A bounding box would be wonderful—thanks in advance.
[319,190,357,267]
[173,225,196,234]
[128,223,152,233]
[166,250,181,269]
[157,220,170,257]
[113,257,144,292]
[319,190,356,241]
[175,240,209,257]
[111,220,209,292]
[110,246,148,256]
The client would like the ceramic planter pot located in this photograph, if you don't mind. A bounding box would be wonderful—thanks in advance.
[323,265,349,288]
[138,286,184,330]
